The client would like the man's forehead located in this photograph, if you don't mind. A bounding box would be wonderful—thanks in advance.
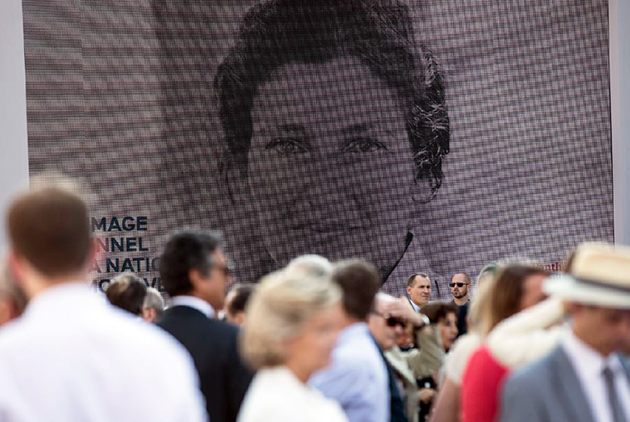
[414,276,430,286]
[211,249,225,264]
[452,273,468,283]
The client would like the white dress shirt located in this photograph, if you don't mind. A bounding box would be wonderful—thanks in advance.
[171,295,215,318]
[408,297,420,313]
[562,330,630,422]
[0,283,207,422]
[238,366,348,422]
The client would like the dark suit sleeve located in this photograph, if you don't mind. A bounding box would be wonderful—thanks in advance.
[225,330,254,420]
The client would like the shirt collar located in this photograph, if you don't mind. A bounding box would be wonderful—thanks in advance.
[408,298,420,312]
[170,295,215,319]
[24,283,105,316]
[337,322,369,342]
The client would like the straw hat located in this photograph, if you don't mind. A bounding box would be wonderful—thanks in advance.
[544,242,630,309]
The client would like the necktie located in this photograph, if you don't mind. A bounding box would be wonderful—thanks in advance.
[602,366,628,422]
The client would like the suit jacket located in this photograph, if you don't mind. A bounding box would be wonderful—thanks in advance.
[499,345,630,422]
[157,306,253,422]
[384,327,445,422]
[375,339,408,422]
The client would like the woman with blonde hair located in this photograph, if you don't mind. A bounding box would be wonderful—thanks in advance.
[237,269,348,422]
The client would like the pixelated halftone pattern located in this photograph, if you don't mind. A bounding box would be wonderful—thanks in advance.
[23,0,613,300]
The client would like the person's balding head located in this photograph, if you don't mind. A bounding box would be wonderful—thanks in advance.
[106,273,147,316]
[368,293,403,350]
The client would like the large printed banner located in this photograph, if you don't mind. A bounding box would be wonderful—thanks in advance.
[23,0,613,298]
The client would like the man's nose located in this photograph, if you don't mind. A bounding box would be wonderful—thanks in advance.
[300,152,361,211]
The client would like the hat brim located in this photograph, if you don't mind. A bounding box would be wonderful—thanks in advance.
[544,274,630,309]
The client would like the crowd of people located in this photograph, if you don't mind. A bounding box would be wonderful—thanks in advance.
[0,181,629,422]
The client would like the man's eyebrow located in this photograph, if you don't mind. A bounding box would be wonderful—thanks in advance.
[340,123,373,135]
[277,124,306,133]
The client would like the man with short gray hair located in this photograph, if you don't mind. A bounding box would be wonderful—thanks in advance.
[143,287,165,323]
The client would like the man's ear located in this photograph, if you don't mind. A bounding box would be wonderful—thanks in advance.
[143,307,157,323]
[188,268,205,292]
[234,312,246,326]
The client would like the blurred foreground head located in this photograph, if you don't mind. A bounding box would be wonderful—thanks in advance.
[240,268,341,381]
[6,176,93,298]
[544,242,630,355]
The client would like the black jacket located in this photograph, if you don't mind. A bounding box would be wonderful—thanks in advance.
[157,306,253,422]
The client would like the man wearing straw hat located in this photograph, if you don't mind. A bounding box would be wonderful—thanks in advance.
[500,243,630,422]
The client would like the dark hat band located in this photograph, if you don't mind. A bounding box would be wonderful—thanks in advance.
[575,276,630,294]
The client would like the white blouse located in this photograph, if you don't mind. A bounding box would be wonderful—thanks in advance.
[238,366,349,422]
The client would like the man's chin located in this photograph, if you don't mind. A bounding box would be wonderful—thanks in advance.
[262,229,407,272]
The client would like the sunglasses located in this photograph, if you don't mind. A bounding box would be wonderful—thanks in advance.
[372,311,406,329]
[385,317,406,329]
[449,282,467,288]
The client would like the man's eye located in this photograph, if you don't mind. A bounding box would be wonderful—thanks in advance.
[265,138,309,154]
[343,138,387,153]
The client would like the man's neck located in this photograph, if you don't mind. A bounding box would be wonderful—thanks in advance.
[572,328,612,357]
[26,274,88,299]
[453,296,469,306]
[338,313,362,330]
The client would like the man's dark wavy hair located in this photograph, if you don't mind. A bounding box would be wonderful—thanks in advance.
[215,0,450,196]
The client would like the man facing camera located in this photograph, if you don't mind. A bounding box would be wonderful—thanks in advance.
[0,180,206,422]
[406,273,432,312]
[157,231,253,422]
[500,243,630,422]
[449,272,471,337]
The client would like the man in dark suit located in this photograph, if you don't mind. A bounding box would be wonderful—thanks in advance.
[500,243,630,422]
[157,231,253,422]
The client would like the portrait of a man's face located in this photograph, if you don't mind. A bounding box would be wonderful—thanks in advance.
[22,0,614,298]
[215,0,449,282]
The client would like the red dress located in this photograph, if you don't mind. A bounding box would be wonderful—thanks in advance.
[460,345,510,422]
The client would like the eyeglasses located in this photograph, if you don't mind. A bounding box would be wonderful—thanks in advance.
[449,282,467,288]
[372,311,406,328]
[385,316,406,329]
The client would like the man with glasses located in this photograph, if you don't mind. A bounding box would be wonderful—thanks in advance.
[370,293,444,422]
[449,273,471,337]
[157,231,252,422]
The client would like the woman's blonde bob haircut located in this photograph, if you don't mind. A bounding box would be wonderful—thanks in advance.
[240,269,341,370]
